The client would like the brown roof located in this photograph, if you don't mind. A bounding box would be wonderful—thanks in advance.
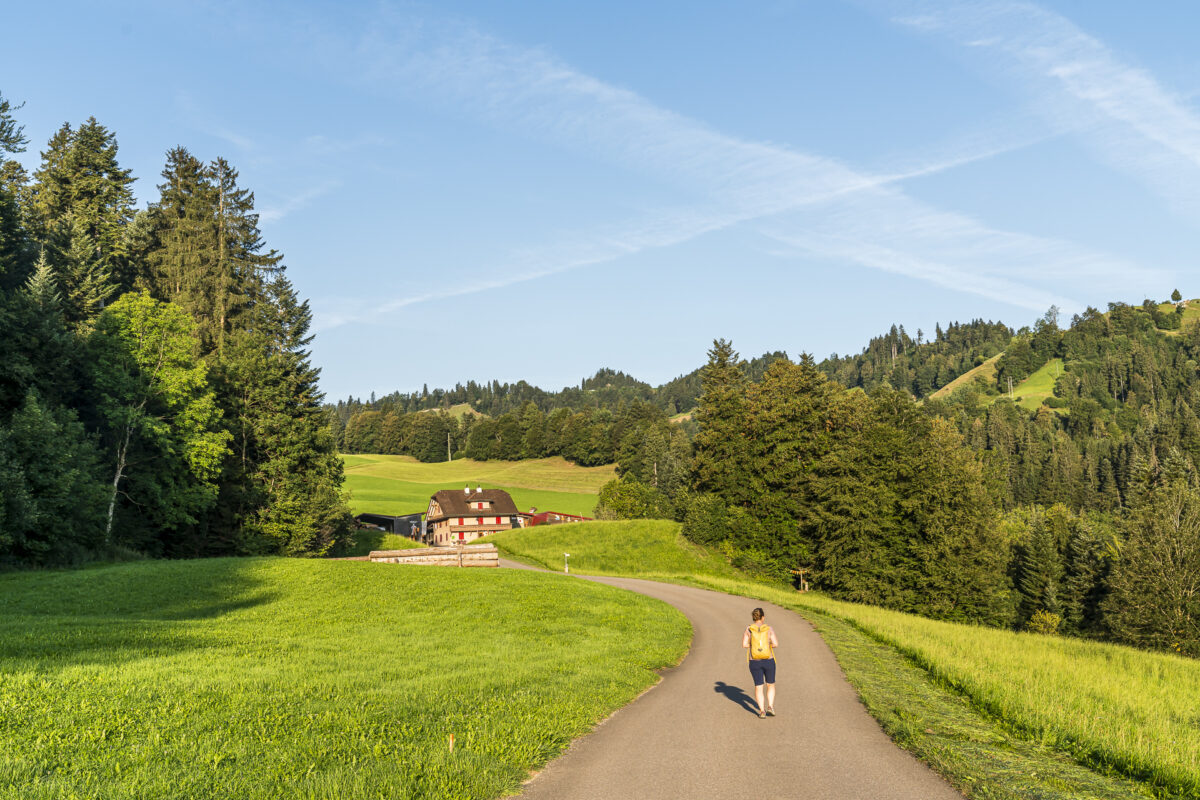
[428,489,519,521]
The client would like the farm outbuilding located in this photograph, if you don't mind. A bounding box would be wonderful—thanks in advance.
[527,511,592,527]
[355,512,426,542]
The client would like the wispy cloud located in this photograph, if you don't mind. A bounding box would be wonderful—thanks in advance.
[883,0,1200,219]
[307,7,1152,328]
[259,180,340,223]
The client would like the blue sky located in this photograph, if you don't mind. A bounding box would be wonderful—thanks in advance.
[5,1,1200,400]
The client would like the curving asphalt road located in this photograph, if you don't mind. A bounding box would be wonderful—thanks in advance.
[504,562,963,800]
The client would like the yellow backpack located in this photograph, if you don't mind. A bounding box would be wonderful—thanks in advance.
[748,623,773,660]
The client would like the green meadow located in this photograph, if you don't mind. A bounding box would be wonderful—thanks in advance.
[342,455,613,518]
[1156,300,1200,333]
[481,519,746,581]
[928,353,1002,400]
[489,519,1197,799]
[1011,357,1065,410]
[0,558,689,800]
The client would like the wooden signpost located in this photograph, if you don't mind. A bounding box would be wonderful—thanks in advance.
[790,568,810,592]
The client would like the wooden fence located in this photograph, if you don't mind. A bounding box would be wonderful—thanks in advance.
[368,543,499,568]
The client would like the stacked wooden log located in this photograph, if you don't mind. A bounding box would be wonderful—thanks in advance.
[367,544,499,568]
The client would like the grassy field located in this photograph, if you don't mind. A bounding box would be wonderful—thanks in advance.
[492,520,1195,799]
[928,353,1003,400]
[342,455,614,518]
[480,520,748,580]
[341,530,426,557]
[1156,300,1200,334]
[0,558,689,800]
[416,403,484,420]
[1011,357,1065,410]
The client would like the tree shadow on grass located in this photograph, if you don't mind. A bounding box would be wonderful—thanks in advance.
[714,680,759,714]
[0,557,277,671]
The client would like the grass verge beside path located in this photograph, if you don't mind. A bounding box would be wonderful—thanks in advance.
[343,455,612,518]
[481,519,747,580]
[0,558,690,800]
[489,520,1195,799]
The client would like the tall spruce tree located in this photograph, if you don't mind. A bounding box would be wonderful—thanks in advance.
[692,338,752,503]
[145,147,217,325]
[0,90,29,288]
[216,275,351,555]
[27,118,134,326]
[1103,482,1200,656]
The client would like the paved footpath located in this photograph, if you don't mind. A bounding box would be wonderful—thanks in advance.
[505,563,963,800]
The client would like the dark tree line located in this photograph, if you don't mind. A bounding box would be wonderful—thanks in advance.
[329,352,793,433]
[341,399,691,477]
[0,90,350,566]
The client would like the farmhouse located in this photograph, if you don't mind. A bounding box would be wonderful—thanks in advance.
[426,486,521,545]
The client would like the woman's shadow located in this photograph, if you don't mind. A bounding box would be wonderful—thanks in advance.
[713,681,759,714]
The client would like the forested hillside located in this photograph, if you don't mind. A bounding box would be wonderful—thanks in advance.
[330,353,792,466]
[0,91,350,566]
[818,318,1013,397]
[634,300,1200,659]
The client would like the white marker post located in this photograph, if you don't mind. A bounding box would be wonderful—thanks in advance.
[564,553,570,574]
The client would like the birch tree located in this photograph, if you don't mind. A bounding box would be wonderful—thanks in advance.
[89,291,228,551]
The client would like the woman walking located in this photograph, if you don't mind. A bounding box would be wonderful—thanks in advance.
[743,607,778,719]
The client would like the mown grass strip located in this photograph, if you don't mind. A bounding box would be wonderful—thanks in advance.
[0,558,690,799]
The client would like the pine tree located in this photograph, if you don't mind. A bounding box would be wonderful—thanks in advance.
[145,147,217,322]
[208,157,281,353]
[1103,482,1200,656]
[692,339,752,504]
[27,118,134,326]
[1014,509,1064,627]
[0,91,30,288]
[0,391,107,565]
[215,275,351,555]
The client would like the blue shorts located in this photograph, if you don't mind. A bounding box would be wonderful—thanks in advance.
[749,657,776,686]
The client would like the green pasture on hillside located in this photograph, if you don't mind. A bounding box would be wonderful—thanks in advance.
[1011,357,1065,410]
[492,519,1197,799]
[928,353,1002,400]
[416,403,483,420]
[342,455,613,518]
[1156,300,1200,333]
[0,558,689,800]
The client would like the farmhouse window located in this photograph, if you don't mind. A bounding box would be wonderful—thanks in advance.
[458,517,463,526]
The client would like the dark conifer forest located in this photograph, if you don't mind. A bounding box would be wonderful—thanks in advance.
[0,92,351,565]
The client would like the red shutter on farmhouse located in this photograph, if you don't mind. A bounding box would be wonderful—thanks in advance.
[458,517,463,525]
[496,516,501,525]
